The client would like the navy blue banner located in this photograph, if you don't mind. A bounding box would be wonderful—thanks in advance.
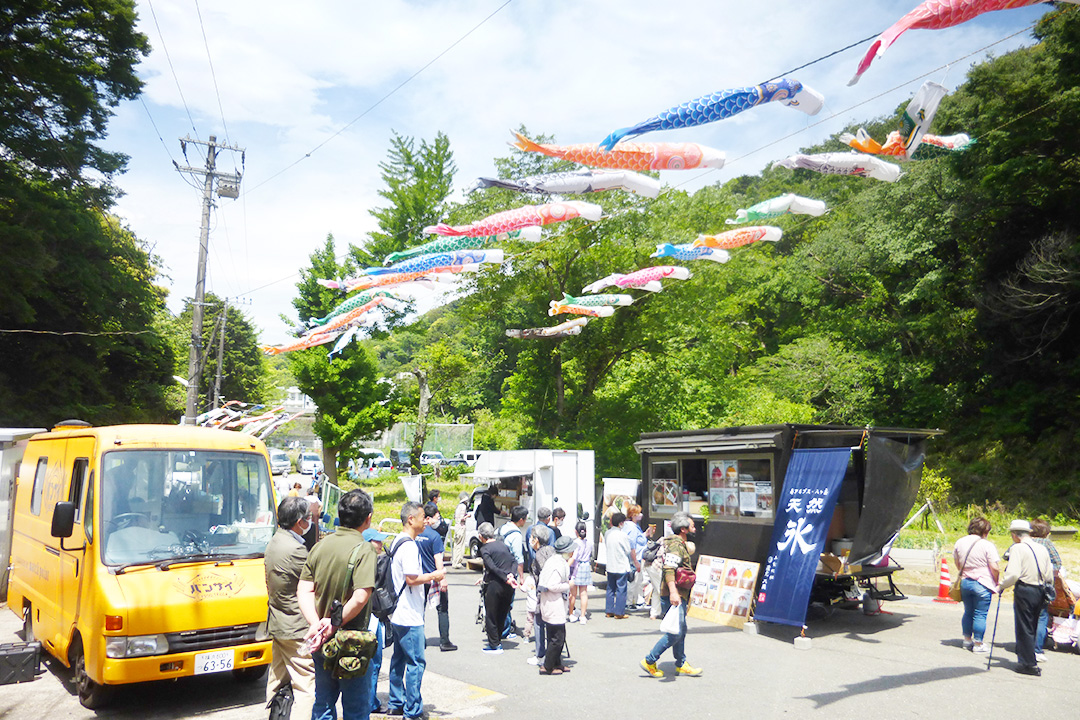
[754,447,852,627]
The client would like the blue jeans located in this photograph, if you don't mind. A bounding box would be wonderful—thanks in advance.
[534,617,547,658]
[961,578,993,642]
[369,621,384,712]
[1036,606,1049,654]
[646,596,687,668]
[388,624,425,718]
[606,572,628,615]
[312,648,372,720]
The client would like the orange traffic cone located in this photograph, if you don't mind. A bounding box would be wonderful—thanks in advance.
[933,556,958,604]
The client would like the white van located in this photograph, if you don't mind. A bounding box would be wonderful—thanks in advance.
[455,450,483,466]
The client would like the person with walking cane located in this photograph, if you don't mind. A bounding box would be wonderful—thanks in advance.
[997,519,1054,676]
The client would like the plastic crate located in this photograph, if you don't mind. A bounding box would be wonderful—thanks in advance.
[0,642,40,685]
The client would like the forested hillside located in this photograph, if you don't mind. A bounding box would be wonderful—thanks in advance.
[364,10,1080,512]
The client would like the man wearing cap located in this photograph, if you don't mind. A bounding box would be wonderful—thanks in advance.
[537,535,575,675]
[264,496,317,720]
[999,519,1054,676]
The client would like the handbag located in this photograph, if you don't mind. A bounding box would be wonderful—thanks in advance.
[948,541,976,602]
[267,682,293,720]
[674,566,697,591]
[321,542,379,679]
[1028,545,1056,606]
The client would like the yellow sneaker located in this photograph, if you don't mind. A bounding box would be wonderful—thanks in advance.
[640,659,664,678]
[676,663,703,677]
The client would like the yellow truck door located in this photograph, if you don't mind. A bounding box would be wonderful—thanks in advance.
[56,437,94,661]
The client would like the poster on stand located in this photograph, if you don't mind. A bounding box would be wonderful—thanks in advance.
[688,554,759,628]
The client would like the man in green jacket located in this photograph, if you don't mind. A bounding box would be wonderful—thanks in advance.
[264,495,317,720]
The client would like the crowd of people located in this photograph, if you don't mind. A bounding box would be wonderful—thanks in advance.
[953,516,1063,676]
[265,483,1072,720]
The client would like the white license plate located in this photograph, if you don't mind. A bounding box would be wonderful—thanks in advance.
[193,649,234,675]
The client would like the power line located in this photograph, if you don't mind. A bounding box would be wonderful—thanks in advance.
[0,328,156,337]
[243,0,517,196]
[193,0,232,147]
[146,0,201,140]
[763,32,883,84]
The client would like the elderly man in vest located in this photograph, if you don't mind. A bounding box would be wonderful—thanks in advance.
[999,519,1054,676]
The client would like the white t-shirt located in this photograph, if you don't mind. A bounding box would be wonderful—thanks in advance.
[605,527,632,573]
[390,536,426,627]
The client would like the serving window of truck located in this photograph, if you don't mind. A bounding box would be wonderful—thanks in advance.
[648,455,775,523]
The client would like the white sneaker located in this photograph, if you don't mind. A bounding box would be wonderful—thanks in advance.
[1036,653,1047,663]
[578,616,587,626]
[526,656,540,665]
[567,615,578,624]
[482,646,504,655]
[962,639,974,650]
[973,643,991,654]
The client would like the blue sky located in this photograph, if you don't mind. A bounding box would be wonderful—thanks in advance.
[100,0,1056,345]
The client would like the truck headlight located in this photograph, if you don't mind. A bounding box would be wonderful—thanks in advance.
[105,634,170,658]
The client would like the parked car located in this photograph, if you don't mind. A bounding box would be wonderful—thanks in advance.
[455,450,483,466]
[420,450,445,466]
[269,448,291,476]
[389,448,412,472]
[442,458,468,467]
[365,458,394,478]
[299,452,323,475]
[356,448,386,460]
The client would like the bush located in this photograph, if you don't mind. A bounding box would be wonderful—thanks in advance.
[917,466,952,509]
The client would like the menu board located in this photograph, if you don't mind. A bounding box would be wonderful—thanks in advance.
[709,460,741,517]
[687,554,760,628]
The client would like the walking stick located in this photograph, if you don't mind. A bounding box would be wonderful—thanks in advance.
[986,592,1003,671]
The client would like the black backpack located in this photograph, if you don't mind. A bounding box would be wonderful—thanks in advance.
[370,536,413,623]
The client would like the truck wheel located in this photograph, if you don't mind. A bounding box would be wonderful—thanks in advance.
[71,637,115,709]
[232,665,267,683]
[469,538,481,559]
[22,605,34,643]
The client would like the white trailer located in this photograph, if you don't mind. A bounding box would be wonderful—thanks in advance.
[459,449,595,558]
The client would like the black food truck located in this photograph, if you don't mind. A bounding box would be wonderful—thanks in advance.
[634,424,941,611]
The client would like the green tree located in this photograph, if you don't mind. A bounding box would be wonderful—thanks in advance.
[291,235,392,482]
[350,131,457,268]
[0,168,175,425]
[0,0,149,197]
[166,293,272,412]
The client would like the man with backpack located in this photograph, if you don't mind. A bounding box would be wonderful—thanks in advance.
[297,489,378,720]
[387,501,445,719]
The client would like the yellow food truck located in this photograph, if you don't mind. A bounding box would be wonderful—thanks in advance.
[7,422,277,707]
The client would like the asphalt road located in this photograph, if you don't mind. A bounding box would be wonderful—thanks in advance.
[1,567,1079,718]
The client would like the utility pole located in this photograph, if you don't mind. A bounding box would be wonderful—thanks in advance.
[213,296,228,410]
[175,135,244,424]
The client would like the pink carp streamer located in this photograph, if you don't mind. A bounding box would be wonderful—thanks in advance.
[424,201,601,237]
[850,0,1068,85]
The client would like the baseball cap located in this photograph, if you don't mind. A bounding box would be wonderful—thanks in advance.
[363,528,390,543]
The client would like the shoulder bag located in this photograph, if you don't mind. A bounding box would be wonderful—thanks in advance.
[948,539,976,602]
[1028,544,1056,606]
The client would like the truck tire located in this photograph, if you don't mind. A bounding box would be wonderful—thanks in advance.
[469,537,481,559]
[71,636,115,709]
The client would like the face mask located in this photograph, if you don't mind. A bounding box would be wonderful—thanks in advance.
[298,518,311,535]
